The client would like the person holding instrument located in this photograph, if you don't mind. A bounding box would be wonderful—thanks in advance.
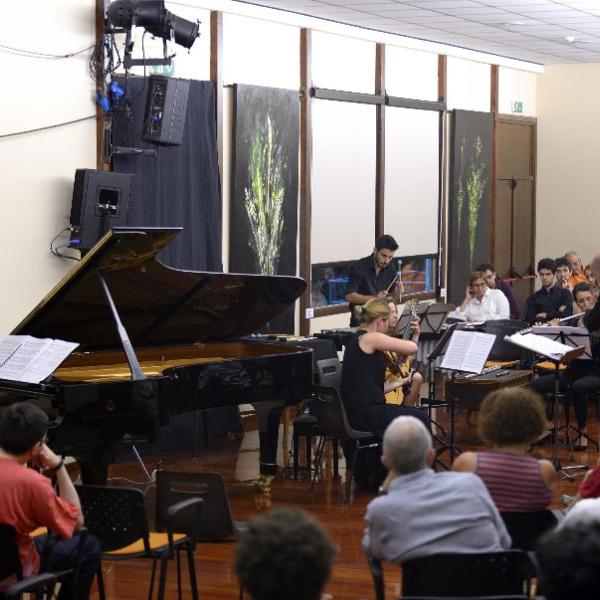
[345,235,403,327]
[384,299,423,407]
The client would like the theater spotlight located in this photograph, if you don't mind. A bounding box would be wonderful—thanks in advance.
[107,0,200,50]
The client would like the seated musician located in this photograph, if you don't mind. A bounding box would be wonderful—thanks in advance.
[345,235,402,327]
[475,262,521,319]
[555,256,573,290]
[530,280,600,450]
[453,271,509,322]
[452,388,557,511]
[363,416,510,564]
[524,258,573,325]
[566,251,588,289]
[0,402,100,599]
[384,299,423,407]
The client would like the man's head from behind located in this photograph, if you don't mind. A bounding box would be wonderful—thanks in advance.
[382,416,433,475]
[235,506,336,600]
[537,519,600,600]
[0,401,48,458]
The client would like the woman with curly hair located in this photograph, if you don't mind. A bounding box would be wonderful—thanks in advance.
[452,387,557,511]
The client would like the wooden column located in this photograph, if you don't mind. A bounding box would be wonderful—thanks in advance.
[210,11,224,203]
[438,55,447,293]
[299,28,312,337]
[375,43,385,239]
[95,0,110,171]
[490,64,499,263]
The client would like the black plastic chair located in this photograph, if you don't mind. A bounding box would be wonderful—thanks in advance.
[292,358,343,479]
[368,551,528,600]
[483,319,530,366]
[0,524,75,600]
[156,470,246,542]
[311,384,380,502]
[75,484,202,600]
[500,510,558,551]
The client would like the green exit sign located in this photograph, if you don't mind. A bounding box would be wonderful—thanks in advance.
[511,100,523,113]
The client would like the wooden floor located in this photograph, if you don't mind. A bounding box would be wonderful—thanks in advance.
[88,405,599,600]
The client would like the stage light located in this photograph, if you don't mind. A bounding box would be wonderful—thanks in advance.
[107,0,200,50]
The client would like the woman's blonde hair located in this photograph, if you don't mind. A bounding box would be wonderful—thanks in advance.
[469,271,486,287]
[354,298,391,325]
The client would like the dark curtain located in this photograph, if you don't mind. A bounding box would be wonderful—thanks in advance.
[112,76,222,271]
[448,109,493,305]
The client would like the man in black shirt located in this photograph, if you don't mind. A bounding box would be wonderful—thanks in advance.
[524,257,573,325]
[345,235,402,326]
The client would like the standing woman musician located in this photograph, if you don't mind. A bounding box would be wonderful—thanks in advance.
[341,298,431,440]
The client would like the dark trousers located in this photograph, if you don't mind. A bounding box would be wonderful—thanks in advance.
[532,367,600,429]
[35,533,101,600]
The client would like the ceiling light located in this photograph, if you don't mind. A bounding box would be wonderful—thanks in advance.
[565,36,576,43]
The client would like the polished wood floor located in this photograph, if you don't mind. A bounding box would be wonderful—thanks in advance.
[88,404,599,600]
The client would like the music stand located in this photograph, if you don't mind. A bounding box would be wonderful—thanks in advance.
[506,331,586,479]
[419,303,455,340]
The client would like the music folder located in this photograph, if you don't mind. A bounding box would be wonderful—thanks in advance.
[440,330,496,374]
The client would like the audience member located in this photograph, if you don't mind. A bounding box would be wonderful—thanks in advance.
[362,416,510,564]
[566,251,588,289]
[235,507,336,600]
[384,299,423,407]
[536,519,600,600]
[555,256,573,290]
[475,263,521,319]
[532,278,600,450]
[0,402,100,599]
[584,263,595,285]
[524,258,573,324]
[454,271,510,322]
[453,388,557,511]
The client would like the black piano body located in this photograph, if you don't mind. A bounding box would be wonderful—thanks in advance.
[0,228,312,483]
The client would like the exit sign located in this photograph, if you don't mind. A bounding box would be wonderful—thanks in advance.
[511,100,523,113]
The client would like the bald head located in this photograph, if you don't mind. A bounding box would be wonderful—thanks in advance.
[566,251,583,275]
[382,416,433,475]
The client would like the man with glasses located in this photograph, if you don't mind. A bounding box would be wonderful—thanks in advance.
[566,251,588,289]
[453,271,510,323]
[0,402,100,599]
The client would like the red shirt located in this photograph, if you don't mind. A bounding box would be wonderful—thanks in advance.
[0,458,79,579]
[580,466,600,499]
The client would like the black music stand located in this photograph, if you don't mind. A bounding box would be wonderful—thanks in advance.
[419,303,455,340]
[506,331,586,480]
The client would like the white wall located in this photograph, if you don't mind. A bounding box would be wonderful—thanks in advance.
[499,67,537,117]
[0,0,97,335]
[537,64,600,267]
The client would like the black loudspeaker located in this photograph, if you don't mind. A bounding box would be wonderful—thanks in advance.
[69,169,134,251]
[142,76,190,145]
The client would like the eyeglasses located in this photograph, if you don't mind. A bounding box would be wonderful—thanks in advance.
[472,282,486,288]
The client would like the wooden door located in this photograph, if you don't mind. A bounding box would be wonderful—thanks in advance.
[493,116,536,313]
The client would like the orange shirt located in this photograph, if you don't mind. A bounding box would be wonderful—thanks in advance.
[568,273,588,288]
[0,458,79,579]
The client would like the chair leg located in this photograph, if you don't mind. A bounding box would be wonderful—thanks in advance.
[293,432,300,479]
[157,554,168,600]
[177,549,182,600]
[345,441,360,503]
[148,558,157,600]
[96,566,106,600]
[311,437,326,490]
[332,438,340,481]
[186,544,199,600]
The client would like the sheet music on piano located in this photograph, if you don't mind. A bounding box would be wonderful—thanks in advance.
[440,330,496,374]
[0,335,79,384]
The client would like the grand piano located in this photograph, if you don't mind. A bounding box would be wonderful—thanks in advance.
[0,228,313,483]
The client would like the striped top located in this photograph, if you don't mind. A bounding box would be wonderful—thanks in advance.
[475,450,551,512]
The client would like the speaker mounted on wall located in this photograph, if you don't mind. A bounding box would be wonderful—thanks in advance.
[69,169,135,251]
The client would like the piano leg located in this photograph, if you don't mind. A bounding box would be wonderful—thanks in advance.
[253,402,283,476]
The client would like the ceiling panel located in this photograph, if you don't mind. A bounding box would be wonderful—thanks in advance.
[240,0,600,63]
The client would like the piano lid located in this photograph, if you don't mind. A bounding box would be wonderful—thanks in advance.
[12,228,307,351]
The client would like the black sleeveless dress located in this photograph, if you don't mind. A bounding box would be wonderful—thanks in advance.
[341,331,430,438]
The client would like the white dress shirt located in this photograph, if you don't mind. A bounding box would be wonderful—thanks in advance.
[458,288,510,322]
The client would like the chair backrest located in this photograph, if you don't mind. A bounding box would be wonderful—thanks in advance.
[312,385,360,440]
[75,485,149,552]
[402,551,528,597]
[316,357,342,390]
[155,471,237,542]
[483,320,529,362]
[500,510,558,551]
[0,524,23,581]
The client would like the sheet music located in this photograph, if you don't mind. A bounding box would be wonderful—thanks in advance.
[0,335,79,384]
[531,326,592,360]
[441,330,496,373]
[506,332,575,361]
